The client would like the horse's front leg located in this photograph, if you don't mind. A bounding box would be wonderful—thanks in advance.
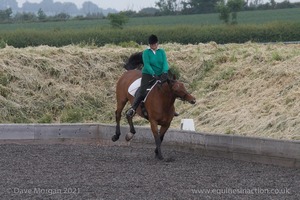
[150,121,163,160]
[154,136,163,160]
[158,123,170,143]
[154,123,170,159]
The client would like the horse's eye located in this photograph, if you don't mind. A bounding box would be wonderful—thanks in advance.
[175,85,180,91]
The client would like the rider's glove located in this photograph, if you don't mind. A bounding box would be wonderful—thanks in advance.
[153,75,160,80]
[160,73,168,82]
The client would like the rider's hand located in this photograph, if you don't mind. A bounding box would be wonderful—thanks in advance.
[153,75,160,80]
[160,73,168,82]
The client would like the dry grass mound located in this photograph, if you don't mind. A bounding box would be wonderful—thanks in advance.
[0,42,300,140]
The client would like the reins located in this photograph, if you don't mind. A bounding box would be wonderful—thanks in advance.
[150,77,189,102]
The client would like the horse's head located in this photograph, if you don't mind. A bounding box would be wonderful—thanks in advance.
[169,80,196,104]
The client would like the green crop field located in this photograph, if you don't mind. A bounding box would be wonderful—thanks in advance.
[0,7,300,31]
[128,7,300,26]
[0,7,299,47]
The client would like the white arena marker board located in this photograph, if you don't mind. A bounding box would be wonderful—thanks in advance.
[180,119,195,131]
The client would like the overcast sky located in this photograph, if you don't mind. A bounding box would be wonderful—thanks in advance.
[15,0,300,11]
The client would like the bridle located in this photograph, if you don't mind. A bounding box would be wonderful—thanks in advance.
[167,79,190,101]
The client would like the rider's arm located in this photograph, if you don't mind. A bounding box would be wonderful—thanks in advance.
[160,49,169,74]
[142,49,155,76]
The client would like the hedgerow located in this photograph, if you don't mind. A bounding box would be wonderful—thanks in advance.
[1,21,299,47]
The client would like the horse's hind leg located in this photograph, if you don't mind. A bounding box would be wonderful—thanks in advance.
[125,114,136,141]
[112,99,127,142]
[112,110,121,142]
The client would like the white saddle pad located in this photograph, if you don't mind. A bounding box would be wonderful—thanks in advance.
[128,78,141,96]
[128,78,160,102]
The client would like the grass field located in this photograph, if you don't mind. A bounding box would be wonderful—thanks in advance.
[0,8,299,31]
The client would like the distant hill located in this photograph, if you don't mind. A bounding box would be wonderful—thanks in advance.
[0,0,117,16]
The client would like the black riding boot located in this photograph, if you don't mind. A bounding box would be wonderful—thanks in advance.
[126,93,144,118]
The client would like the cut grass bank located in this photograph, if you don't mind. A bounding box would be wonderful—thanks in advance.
[0,43,300,140]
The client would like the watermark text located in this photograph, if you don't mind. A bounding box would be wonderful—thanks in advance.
[7,187,80,196]
[191,187,291,195]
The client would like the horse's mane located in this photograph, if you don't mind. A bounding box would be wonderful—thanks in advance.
[124,51,143,70]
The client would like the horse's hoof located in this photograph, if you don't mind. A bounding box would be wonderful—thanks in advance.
[125,132,134,141]
[155,155,164,160]
[164,157,175,162]
[112,135,119,142]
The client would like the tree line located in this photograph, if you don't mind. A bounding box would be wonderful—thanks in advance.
[154,0,300,15]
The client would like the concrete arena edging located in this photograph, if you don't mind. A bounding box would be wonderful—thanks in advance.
[0,123,299,168]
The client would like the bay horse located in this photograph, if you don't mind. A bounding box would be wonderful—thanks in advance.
[112,52,196,159]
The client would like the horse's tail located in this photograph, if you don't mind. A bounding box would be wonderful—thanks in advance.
[124,51,143,70]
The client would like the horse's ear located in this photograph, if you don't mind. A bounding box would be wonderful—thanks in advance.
[168,73,176,81]
[172,74,177,80]
[167,71,176,81]
[168,68,180,81]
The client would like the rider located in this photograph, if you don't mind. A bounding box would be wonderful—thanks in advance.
[126,34,169,118]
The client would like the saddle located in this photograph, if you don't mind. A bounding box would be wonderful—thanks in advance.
[128,78,159,119]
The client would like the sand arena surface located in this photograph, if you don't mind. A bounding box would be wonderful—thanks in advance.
[0,143,299,199]
[0,43,300,140]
